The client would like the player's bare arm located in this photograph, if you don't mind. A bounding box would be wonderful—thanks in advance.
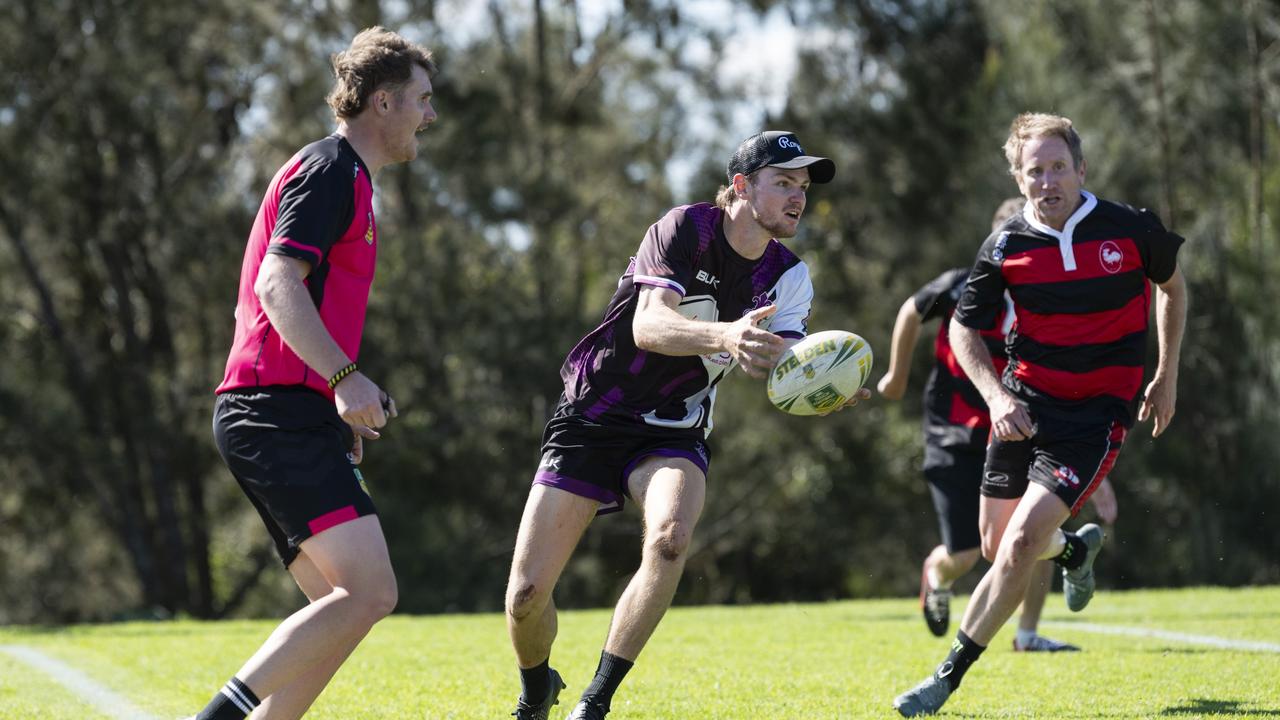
[1139,265,1187,437]
[949,317,1033,440]
[877,298,923,400]
[632,285,785,379]
[255,253,394,434]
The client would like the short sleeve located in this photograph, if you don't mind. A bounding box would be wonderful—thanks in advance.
[913,268,968,323]
[953,233,1008,331]
[633,209,698,297]
[769,262,814,339]
[267,156,355,270]
[1135,208,1184,284]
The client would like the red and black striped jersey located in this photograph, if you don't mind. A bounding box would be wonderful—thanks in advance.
[913,268,1012,453]
[954,191,1184,427]
[217,135,377,400]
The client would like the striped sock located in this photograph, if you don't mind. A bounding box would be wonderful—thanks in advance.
[196,677,260,719]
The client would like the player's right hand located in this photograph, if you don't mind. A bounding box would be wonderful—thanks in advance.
[335,371,390,437]
[725,305,785,379]
[989,390,1035,441]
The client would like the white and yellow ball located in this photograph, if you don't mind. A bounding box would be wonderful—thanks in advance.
[767,330,874,416]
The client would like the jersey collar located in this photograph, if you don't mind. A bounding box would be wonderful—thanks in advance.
[1021,189,1097,271]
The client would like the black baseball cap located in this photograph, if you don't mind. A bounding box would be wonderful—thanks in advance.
[726,131,835,184]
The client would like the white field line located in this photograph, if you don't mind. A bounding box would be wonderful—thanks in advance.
[1041,621,1280,653]
[0,644,160,720]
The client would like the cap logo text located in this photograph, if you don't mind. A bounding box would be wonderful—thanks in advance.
[777,136,802,152]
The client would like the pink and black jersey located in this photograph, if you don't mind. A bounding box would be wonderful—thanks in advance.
[914,268,1013,455]
[954,190,1184,427]
[217,135,377,400]
[560,202,813,437]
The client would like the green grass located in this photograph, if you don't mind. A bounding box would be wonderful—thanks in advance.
[1,586,1278,718]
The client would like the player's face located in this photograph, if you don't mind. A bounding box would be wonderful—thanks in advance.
[745,166,810,238]
[1015,135,1085,231]
[382,64,436,163]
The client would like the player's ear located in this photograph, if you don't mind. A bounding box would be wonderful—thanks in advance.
[732,173,748,197]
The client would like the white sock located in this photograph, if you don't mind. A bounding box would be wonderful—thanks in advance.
[926,566,951,590]
[1015,628,1037,648]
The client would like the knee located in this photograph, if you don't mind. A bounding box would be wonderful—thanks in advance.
[506,580,548,623]
[980,535,1000,564]
[998,529,1041,569]
[644,519,693,564]
[340,575,397,626]
[363,576,398,621]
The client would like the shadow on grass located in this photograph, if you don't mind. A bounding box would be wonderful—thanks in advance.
[1162,699,1280,716]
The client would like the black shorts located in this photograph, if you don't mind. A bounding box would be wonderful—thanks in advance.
[213,387,377,566]
[533,396,711,515]
[981,413,1125,516]
[922,448,984,553]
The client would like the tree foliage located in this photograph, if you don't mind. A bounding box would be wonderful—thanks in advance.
[0,0,1276,623]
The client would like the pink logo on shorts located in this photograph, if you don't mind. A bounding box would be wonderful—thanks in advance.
[1099,241,1124,274]
[1054,465,1081,488]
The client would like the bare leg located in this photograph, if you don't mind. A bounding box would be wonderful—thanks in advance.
[602,457,705,660]
[506,484,598,668]
[249,554,359,719]
[1016,560,1055,633]
[925,544,981,587]
[959,484,1070,645]
[233,515,398,700]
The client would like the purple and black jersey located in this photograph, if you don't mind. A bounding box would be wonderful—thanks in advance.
[560,202,813,438]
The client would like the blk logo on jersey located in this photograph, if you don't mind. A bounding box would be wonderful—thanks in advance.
[696,269,720,288]
[1054,465,1082,488]
[1099,240,1123,273]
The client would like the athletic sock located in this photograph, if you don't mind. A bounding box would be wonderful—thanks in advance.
[926,566,949,590]
[1052,532,1089,571]
[1014,628,1038,649]
[196,677,260,720]
[581,650,634,711]
[935,630,986,691]
[519,659,552,705]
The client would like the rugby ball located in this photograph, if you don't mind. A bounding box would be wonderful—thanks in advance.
[767,330,874,416]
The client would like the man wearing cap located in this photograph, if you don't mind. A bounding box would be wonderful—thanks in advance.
[505,131,857,720]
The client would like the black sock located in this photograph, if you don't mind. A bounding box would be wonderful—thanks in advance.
[581,650,634,711]
[196,677,260,720]
[519,659,552,705]
[1053,532,1089,571]
[935,630,986,691]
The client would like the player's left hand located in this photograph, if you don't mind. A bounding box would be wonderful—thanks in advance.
[1138,373,1177,437]
[818,387,873,416]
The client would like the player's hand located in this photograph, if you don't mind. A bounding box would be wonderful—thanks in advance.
[725,305,785,380]
[349,434,365,465]
[334,371,391,436]
[990,390,1035,441]
[1138,373,1176,437]
[818,387,873,416]
[1089,476,1118,525]
[876,372,906,400]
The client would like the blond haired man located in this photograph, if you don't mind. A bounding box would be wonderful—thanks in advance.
[894,113,1186,716]
[189,27,437,720]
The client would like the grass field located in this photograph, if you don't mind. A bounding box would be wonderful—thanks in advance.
[1,585,1277,719]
